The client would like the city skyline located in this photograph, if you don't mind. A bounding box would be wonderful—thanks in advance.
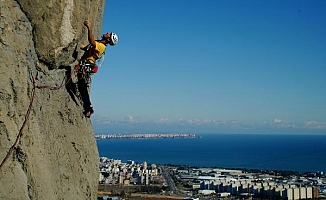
[90,0,326,134]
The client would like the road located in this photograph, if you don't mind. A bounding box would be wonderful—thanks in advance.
[161,167,183,196]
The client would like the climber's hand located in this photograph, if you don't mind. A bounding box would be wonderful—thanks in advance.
[83,20,91,29]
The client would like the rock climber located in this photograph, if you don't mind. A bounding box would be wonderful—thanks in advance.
[77,19,118,118]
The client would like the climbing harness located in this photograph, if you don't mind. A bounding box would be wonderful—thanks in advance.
[76,60,98,84]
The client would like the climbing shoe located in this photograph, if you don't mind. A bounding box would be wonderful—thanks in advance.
[84,107,94,118]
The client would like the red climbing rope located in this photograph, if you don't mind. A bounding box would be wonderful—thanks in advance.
[0,66,77,171]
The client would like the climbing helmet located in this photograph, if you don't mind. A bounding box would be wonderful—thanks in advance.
[109,32,118,46]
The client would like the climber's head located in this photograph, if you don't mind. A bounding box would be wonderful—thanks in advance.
[102,32,118,46]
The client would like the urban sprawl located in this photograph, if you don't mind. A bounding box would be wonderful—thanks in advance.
[99,157,326,200]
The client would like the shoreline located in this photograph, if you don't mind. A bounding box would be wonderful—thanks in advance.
[95,133,201,140]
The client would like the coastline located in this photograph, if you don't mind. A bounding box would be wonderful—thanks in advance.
[95,133,201,140]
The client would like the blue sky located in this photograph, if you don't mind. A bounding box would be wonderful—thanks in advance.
[90,0,326,134]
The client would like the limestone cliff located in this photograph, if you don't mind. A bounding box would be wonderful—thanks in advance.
[0,0,105,199]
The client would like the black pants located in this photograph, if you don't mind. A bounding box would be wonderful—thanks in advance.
[77,75,92,112]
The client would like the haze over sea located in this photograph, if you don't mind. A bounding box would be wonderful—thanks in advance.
[97,133,326,173]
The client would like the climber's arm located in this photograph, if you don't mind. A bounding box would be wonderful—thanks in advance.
[83,20,96,47]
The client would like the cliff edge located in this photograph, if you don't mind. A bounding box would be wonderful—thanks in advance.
[0,0,105,199]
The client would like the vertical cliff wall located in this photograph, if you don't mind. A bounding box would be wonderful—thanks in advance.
[0,0,105,199]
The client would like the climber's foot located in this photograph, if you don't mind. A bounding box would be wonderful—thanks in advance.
[84,107,94,118]
[84,111,91,118]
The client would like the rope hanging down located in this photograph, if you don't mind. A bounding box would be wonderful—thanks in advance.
[0,67,76,171]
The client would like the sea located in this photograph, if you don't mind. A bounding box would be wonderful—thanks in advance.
[96,133,326,173]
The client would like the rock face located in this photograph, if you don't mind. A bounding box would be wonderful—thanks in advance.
[0,0,105,199]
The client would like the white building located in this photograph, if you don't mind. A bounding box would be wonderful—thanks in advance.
[198,190,216,195]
